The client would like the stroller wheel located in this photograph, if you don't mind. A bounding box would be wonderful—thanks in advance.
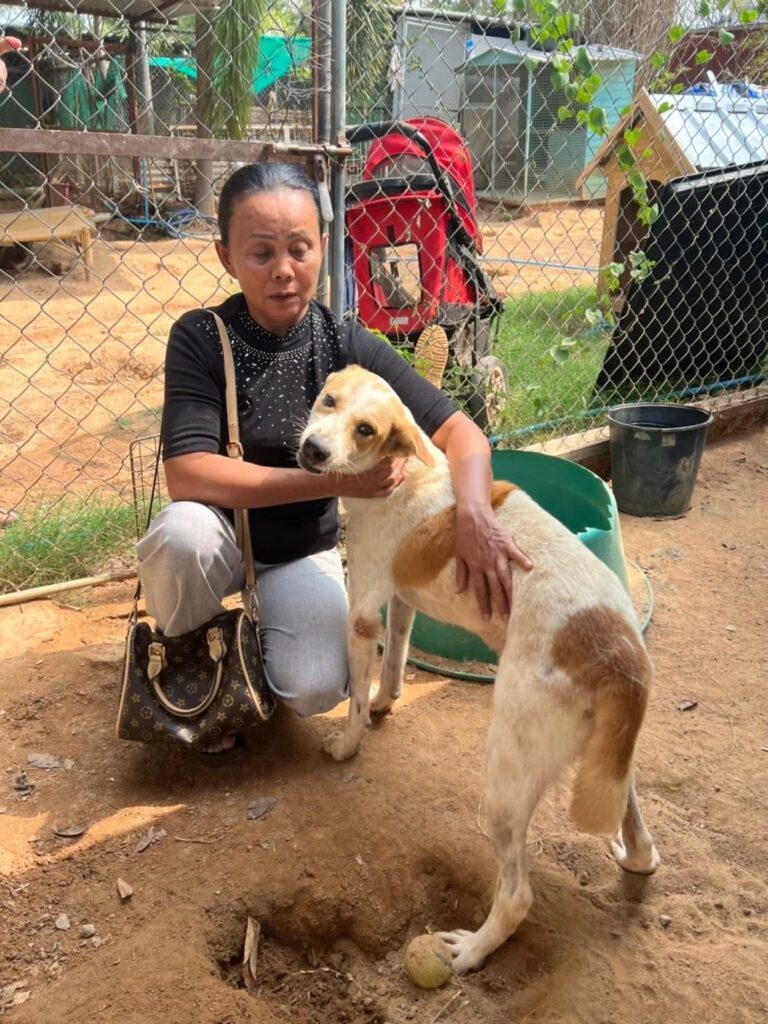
[466,356,508,432]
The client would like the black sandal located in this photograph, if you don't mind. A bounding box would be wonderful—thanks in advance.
[191,733,247,767]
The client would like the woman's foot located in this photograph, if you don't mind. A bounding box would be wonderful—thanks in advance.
[192,733,246,766]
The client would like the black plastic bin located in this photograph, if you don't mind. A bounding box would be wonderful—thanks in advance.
[607,403,713,517]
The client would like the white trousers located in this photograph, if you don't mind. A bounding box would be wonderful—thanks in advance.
[136,501,350,717]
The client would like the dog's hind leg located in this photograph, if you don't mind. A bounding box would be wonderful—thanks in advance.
[371,595,415,716]
[438,661,583,973]
[611,779,660,875]
[437,761,543,974]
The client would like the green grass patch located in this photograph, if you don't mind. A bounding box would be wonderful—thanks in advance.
[0,497,137,595]
[492,286,611,440]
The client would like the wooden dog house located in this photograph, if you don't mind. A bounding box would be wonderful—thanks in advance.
[578,84,768,301]
[577,88,695,300]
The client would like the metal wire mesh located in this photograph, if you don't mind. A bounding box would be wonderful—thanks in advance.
[343,1,768,437]
[1,0,767,593]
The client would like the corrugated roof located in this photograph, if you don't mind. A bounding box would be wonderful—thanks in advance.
[657,90,768,169]
[458,36,639,71]
[0,0,216,23]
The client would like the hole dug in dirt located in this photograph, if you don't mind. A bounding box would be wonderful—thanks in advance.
[207,874,478,1023]
[208,862,557,1023]
[217,936,399,1024]
[212,905,415,1024]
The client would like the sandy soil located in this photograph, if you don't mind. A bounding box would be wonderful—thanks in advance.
[0,207,602,511]
[1,428,766,1024]
[479,203,603,296]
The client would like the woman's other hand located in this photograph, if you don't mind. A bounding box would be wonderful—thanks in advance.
[454,501,532,621]
[431,410,533,620]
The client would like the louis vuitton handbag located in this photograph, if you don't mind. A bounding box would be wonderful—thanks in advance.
[116,312,275,749]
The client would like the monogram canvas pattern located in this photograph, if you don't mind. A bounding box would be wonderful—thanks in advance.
[117,610,275,747]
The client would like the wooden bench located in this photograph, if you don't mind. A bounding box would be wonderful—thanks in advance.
[0,205,96,280]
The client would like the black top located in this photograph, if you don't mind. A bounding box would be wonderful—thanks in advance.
[161,295,456,564]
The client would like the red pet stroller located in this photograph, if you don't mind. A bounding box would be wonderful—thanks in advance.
[345,117,506,427]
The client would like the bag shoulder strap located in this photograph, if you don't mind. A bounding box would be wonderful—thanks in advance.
[210,312,257,594]
[215,313,243,460]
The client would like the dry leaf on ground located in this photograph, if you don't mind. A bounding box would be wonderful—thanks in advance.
[246,797,277,821]
[26,753,61,769]
[242,917,261,995]
[52,824,87,839]
[134,826,167,854]
[0,981,30,1012]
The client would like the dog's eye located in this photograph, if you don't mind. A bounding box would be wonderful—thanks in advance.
[322,393,335,408]
[356,422,375,437]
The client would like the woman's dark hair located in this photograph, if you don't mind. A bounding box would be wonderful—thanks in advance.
[217,163,323,245]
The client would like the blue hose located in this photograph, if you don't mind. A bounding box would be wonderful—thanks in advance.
[163,208,219,239]
[484,256,602,274]
[101,203,218,237]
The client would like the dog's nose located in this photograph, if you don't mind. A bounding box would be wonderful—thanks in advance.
[302,435,330,465]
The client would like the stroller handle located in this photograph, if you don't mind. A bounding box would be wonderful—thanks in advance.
[344,120,461,226]
[345,121,444,182]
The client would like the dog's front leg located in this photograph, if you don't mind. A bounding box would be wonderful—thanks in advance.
[371,594,415,716]
[324,601,384,762]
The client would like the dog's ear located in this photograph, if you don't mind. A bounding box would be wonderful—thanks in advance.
[386,413,436,466]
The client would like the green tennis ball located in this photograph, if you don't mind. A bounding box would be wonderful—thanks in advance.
[404,934,453,989]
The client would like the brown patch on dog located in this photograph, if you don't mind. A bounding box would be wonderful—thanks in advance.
[392,484,518,591]
[552,605,651,833]
[384,412,436,467]
[392,506,456,590]
[491,480,516,508]
[353,617,379,640]
[553,606,650,780]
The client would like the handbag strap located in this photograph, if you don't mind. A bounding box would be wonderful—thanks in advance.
[131,311,259,624]
[210,312,258,606]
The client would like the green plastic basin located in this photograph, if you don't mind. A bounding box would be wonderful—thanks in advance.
[408,449,629,665]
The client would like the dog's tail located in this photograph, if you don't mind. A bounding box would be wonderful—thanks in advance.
[556,608,652,835]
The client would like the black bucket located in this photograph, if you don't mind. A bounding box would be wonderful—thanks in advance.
[607,403,713,517]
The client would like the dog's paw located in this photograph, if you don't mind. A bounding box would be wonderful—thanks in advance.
[323,732,361,762]
[434,929,487,975]
[370,688,399,717]
[611,835,661,875]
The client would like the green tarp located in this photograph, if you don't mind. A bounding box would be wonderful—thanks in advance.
[151,34,311,96]
[56,59,128,131]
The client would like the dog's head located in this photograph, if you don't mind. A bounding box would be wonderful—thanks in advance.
[298,366,435,475]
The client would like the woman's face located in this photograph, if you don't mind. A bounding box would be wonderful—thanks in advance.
[215,187,326,335]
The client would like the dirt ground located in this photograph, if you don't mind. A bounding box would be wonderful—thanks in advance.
[1,427,766,1024]
[0,205,602,509]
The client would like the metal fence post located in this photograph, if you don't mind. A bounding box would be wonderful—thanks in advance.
[330,0,348,318]
[315,0,333,305]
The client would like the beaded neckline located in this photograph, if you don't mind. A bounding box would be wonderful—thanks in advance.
[235,305,312,349]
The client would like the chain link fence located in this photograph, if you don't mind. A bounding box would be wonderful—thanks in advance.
[1,0,767,594]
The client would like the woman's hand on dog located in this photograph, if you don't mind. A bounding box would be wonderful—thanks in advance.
[455,502,533,621]
[334,457,409,499]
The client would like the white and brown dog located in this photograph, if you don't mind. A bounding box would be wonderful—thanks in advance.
[298,365,659,974]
